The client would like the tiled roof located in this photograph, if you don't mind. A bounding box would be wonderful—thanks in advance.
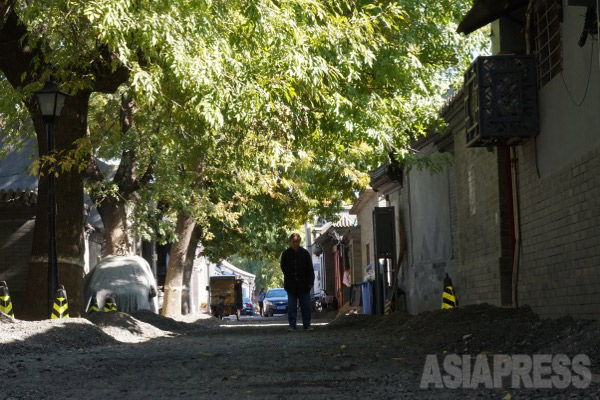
[457,0,528,35]
[0,189,37,207]
[333,213,357,228]
[0,137,38,191]
[368,163,403,191]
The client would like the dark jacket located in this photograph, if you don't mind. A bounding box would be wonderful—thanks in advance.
[280,247,315,295]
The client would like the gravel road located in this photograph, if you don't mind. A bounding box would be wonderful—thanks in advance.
[1,306,599,400]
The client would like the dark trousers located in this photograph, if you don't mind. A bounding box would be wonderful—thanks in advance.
[258,301,264,316]
[287,290,311,328]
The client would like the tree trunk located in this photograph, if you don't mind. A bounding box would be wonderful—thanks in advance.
[97,198,130,256]
[161,213,196,317]
[181,226,202,315]
[21,93,90,320]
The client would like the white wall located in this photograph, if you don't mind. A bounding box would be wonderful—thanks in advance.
[536,2,600,176]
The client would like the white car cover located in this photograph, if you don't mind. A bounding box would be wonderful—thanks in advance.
[85,255,158,313]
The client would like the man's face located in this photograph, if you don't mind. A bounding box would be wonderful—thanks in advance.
[290,237,301,251]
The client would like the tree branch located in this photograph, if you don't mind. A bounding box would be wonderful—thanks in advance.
[83,154,105,185]
[0,7,45,88]
[0,0,14,32]
[137,157,154,188]
[114,148,136,195]
[87,44,130,94]
[113,94,139,196]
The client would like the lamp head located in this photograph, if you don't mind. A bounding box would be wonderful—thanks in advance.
[35,79,68,123]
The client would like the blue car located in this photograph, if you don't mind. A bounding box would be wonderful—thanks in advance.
[241,297,254,316]
[263,288,288,317]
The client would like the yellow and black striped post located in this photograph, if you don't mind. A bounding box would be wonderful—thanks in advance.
[442,273,458,310]
[103,296,117,312]
[384,299,394,315]
[51,285,69,319]
[87,295,99,314]
[0,281,14,318]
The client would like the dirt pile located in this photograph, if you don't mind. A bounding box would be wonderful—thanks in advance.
[326,309,413,330]
[0,317,117,355]
[326,313,377,329]
[311,309,338,321]
[175,312,224,328]
[393,304,598,366]
[548,320,600,370]
[328,303,600,371]
[87,311,173,343]
[130,310,206,333]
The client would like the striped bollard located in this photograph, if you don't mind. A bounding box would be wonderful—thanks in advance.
[103,296,117,312]
[0,281,14,318]
[384,299,394,315]
[87,295,100,314]
[442,273,458,310]
[51,285,70,319]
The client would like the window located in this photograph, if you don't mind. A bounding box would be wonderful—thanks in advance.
[267,289,286,298]
[533,0,563,87]
[366,243,370,266]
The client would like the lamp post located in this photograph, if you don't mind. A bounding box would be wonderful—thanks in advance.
[35,78,68,319]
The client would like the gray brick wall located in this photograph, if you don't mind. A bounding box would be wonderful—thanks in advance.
[441,90,600,319]
[444,94,508,307]
[516,142,600,319]
[0,218,35,310]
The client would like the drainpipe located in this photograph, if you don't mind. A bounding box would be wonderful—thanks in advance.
[510,146,522,308]
[525,0,535,55]
[513,0,537,308]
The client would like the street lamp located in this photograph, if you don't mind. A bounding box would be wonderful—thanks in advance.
[35,78,68,318]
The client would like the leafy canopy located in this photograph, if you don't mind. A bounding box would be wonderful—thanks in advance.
[0,0,487,263]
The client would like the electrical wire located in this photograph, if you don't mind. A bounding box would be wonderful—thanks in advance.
[560,39,595,107]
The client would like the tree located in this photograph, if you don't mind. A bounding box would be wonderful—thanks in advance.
[0,0,128,319]
[1,0,486,319]
[104,0,486,317]
[84,92,156,256]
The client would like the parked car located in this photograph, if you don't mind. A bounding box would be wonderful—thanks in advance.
[241,297,254,316]
[263,288,288,317]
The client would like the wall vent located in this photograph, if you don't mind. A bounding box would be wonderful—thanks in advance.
[464,55,539,148]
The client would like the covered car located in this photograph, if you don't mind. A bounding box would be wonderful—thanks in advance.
[85,255,158,313]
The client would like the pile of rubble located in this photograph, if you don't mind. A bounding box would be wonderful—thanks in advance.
[0,314,117,355]
[0,310,216,354]
[87,311,174,343]
[330,304,600,371]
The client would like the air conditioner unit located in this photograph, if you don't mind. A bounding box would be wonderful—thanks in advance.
[464,55,539,148]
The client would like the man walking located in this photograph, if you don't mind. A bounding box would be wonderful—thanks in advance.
[258,288,266,317]
[280,233,315,331]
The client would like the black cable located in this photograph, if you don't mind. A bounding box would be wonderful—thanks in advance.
[560,39,595,107]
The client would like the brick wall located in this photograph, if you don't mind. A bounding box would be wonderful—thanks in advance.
[444,94,510,307]
[516,142,600,319]
[0,218,35,309]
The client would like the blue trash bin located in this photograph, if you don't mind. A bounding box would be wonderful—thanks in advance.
[360,281,374,315]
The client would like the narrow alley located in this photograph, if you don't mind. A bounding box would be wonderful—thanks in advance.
[1,305,599,399]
